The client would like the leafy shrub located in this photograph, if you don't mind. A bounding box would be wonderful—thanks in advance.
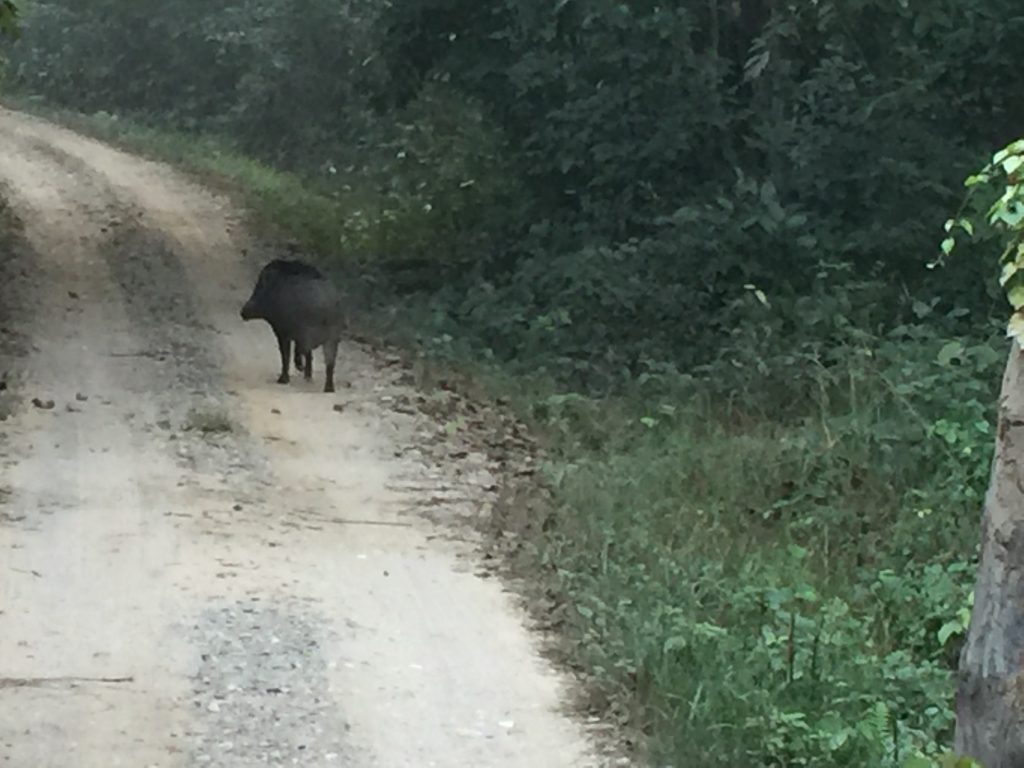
[531,320,991,765]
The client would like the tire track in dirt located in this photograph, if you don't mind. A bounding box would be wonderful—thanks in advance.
[0,120,199,767]
[0,127,352,765]
[0,106,611,768]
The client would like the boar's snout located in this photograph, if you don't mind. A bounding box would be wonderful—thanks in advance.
[240,300,257,320]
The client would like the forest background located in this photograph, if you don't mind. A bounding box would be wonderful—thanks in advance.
[3,2,1020,765]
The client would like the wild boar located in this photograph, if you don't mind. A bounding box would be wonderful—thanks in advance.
[240,258,342,393]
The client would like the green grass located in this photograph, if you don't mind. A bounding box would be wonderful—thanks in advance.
[476,341,986,764]
[3,96,992,767]
[183,404,235,435]
[0,187,29,418]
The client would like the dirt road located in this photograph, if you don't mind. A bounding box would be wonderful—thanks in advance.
[0,107,607,767]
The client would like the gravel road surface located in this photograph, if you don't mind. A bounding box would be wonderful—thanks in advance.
[0,107,607,768]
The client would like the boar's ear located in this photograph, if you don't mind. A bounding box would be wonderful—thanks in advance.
[254,264,275,289]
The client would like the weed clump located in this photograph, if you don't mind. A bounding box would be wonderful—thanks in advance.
[184,405,234,435]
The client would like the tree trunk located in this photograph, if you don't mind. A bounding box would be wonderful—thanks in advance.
[956,344,1024,767]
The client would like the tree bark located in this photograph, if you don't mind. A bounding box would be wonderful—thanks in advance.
[956,344,1024,767]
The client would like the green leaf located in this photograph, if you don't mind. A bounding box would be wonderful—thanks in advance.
[1009,283,1024,310]
[692,621,727,638]
[913,300,933,319]
[996,140,1024,164]
[992,143,1024,165]
[827,727,851,751]
[787,544,809,561]
[941,237,955,255]
[938,620,963,645]
[794,584,818,602]
[938,755,984,768]
[937,341,963,366]
[1000,261,1018,287]
[999,241,1021,265]
[994,205,1024,228]
[1004,155,1024,176]
[1007,311,1024,349]
[663,636,687,653]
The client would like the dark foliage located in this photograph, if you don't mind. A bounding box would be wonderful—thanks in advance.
[10,2,1020,382]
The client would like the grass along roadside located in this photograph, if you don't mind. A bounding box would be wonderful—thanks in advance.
[0,185,33,420]
[0,97,992,767]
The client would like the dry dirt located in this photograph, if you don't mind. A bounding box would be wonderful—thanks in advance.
[0,107,613,768]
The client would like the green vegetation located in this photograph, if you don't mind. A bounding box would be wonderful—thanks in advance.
[5,1,1020,764]
[0,1,17,39]
[0,189,28,418]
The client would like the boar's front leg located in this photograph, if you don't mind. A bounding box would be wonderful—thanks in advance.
[275,330,292,384]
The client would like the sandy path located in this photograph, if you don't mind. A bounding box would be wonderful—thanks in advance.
[0,107,606,767]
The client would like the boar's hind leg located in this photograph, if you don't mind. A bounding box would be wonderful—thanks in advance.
[322,337,339,393]
[275,332,291,384]
[294,344,312,381]
[292,341,313,381]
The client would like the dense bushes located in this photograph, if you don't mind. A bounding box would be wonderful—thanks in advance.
[372,0,1018,374]
[519,294,998,764]
[4,0,1017,764]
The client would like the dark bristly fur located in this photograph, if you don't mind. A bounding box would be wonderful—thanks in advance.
[240,259,342,393]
